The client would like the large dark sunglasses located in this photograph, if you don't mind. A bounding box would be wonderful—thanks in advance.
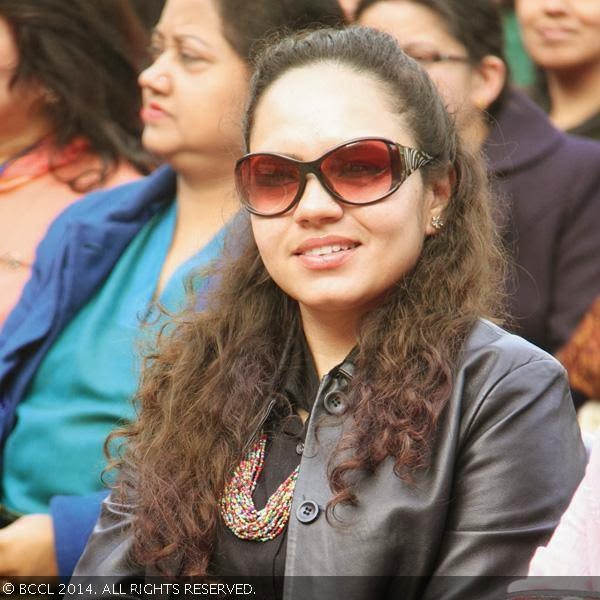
[235,137,434,217]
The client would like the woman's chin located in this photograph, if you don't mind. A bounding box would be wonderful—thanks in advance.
[141,132,177,161]
[295,293,381,321]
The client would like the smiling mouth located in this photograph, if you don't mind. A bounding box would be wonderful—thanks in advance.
[538,26,575,40]
[299,242,360,257]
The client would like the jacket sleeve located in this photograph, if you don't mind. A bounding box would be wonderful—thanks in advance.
[505,433,600,598]
[71,490,142,578]
[526,429,600,578]
[61,491,144,600]
[49,491,108,579]
[422,358,587,600]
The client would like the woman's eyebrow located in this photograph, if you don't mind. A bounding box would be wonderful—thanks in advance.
[175,34,216,54]
[150,30,215,52]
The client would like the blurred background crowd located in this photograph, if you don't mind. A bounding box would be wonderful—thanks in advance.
[0,0,599,581]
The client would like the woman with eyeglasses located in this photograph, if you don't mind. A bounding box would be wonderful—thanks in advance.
[70,27,584,600]
[0,0,343,580]
[357,0,600,389]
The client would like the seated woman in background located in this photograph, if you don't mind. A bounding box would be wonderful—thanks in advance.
[516,0,600,141]
[73,27,584,600]
[0,0,343,579]
[357,0,600,401]
[0,0,153,324]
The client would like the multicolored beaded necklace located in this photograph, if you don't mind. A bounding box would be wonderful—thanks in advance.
[220,433,299,542]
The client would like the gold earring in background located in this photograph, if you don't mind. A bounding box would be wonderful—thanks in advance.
[474,97,488,111]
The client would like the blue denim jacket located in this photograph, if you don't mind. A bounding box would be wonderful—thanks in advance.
[0,165,176,577]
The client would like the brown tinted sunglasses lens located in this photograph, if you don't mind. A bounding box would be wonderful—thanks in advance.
[321,139,395,202]
[238,155,301,215]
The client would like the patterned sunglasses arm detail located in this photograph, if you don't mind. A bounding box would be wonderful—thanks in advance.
[401,146,435,174]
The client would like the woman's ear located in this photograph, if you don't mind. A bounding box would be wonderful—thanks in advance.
[425,167,453,236]
[469,55,507,111]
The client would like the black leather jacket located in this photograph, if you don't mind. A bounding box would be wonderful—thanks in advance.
[72,320,586,600]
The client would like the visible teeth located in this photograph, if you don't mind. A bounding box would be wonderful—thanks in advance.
[303,243,357,256]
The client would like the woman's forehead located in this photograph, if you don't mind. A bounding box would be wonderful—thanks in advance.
[156,0,221,39]
[360,1,462,49]
[250,63,414,155]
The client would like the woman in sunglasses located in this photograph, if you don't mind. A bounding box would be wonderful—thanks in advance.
[0,0,343,580]
[73,27,584,599]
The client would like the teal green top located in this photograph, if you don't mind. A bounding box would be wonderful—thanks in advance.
[2,202,226,514]
[503,10,536,89]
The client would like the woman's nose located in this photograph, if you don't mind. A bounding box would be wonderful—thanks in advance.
[292,175,344,225]
[138,57,172,94]
[542,0,569,16]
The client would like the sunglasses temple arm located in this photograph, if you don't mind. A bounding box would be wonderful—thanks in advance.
[402,147,435,173]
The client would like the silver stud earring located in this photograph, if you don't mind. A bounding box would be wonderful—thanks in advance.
[431,215,445,230]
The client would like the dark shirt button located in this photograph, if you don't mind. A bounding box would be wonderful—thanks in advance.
[296,500,320,524]
[296,442,304,455]
[323,391,345,415]
[282,415,304,437]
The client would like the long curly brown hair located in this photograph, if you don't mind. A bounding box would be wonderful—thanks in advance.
[109,26,506,576]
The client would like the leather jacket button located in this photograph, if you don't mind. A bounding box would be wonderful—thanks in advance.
[296,442,304,455]
[296,500,320,524]
[323,391,345,415]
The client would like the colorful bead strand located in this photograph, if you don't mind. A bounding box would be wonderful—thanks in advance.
[220,434,299,542]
